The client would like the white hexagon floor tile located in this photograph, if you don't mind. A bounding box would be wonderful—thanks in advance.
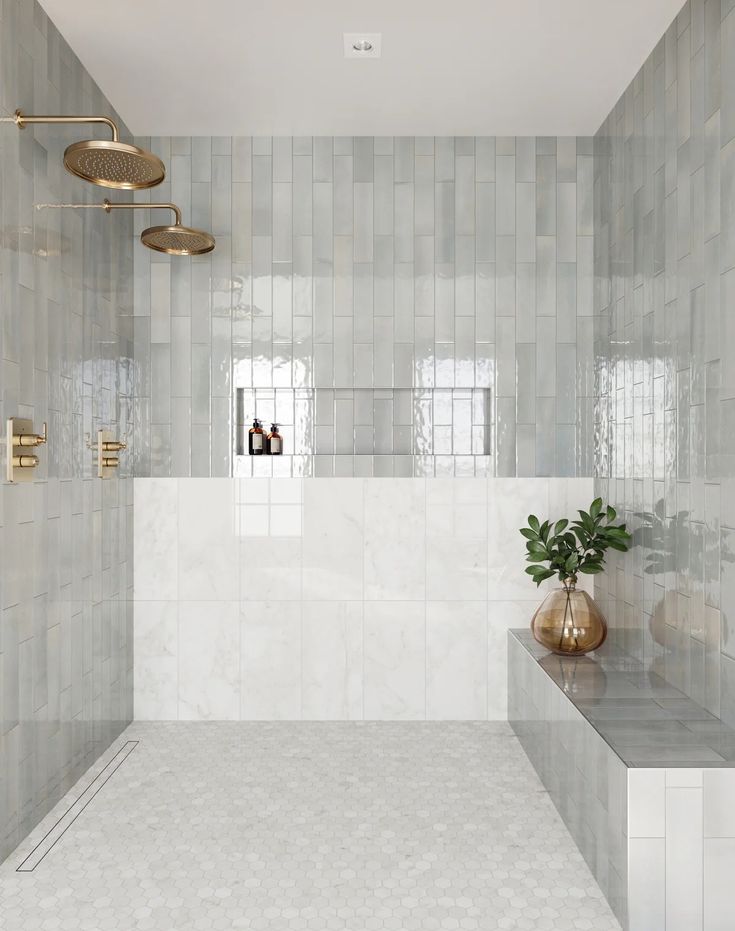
[0,723,621,930]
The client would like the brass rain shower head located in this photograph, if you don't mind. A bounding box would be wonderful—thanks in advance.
[34,200,216,256]
[1,110,165,190]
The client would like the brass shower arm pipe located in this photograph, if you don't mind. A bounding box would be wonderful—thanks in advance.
[0,109,119,141]
[34,199,183,225]
[103,200,183,225]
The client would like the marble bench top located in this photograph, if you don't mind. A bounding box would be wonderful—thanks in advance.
[511,629,735,767]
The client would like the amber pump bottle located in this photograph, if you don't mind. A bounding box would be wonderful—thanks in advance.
[266,423,283,455]
[248,419,264,455]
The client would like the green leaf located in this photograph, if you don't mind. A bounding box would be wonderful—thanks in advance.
[531,568,555,586]
[572,525,589,545]
[565,553,579,571]
[607,540,629,551]
[554,519,569,535]
[527,541,547,553]
[578,564,603,574]
[526,553,549,563]
[520,528,538,540]
[528,514,540,533]
[606,505,616,521]
[590,498,602,519]
[578,510,595,533]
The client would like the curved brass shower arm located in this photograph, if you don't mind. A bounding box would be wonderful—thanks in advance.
[0,109,119,141]
[103,200,182,226]
[34,200,183,226]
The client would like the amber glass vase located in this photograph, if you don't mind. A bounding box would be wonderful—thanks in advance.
[531,577,607,656]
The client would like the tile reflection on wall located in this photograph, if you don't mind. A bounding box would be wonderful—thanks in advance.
[134,476,592,721]
[0,0,134,864]
[134,136,595,478]
[593,0,734,727]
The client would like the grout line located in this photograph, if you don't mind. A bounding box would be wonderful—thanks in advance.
[176,478,181,720]
[16,740,139,873]
[424,476,428,721]
[361,477,366,721]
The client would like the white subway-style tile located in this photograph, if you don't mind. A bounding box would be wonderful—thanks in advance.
[628,769,666,837]
[704,838,735,931]
[665,786,704,931]
[628,838,666,931]
[704,769,735,837]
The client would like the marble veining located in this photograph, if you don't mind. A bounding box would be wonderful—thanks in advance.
[134,476,594,720]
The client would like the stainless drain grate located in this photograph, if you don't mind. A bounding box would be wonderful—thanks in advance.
[17,740,139,872]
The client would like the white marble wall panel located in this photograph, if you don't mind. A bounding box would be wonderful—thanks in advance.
[178,601,240,720]
[133,479,177,600]
[135,475,592,720]
[178,479,238,600]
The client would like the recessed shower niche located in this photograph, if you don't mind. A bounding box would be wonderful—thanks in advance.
[234,386,493,476]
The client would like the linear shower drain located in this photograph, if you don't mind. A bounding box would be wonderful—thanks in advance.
[16,740,139,872]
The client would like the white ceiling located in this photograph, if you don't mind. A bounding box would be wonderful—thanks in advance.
[39,0,683,137]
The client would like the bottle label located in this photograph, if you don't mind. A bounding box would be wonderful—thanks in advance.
[252,433,263,451]
[270,437,281,454]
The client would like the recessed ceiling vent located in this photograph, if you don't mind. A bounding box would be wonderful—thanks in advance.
[343,33,381,58]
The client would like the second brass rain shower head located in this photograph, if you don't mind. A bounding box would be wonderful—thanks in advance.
[1,110,165,190]
[34,199,216,256]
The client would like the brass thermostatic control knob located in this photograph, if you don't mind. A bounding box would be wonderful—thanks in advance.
[12,422,46,447]
[6,418,46,482]
[12,455,39,469]
[96,430,127,478]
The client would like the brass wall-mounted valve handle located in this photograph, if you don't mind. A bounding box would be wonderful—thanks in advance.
[12,454,39,469]
[96,430,127,478]
[12,422,46,447]
[6,418,45,482]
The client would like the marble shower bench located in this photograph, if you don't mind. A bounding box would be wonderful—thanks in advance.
[508,629,735,931]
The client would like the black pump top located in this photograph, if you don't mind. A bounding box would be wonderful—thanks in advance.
[270,423,279,431]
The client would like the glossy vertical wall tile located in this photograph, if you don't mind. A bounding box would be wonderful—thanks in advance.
[594,0,735,727]
[0,0,134,863]
[134,136,594,477]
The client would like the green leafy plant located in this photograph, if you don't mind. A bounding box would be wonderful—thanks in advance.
[520,498,632,587]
